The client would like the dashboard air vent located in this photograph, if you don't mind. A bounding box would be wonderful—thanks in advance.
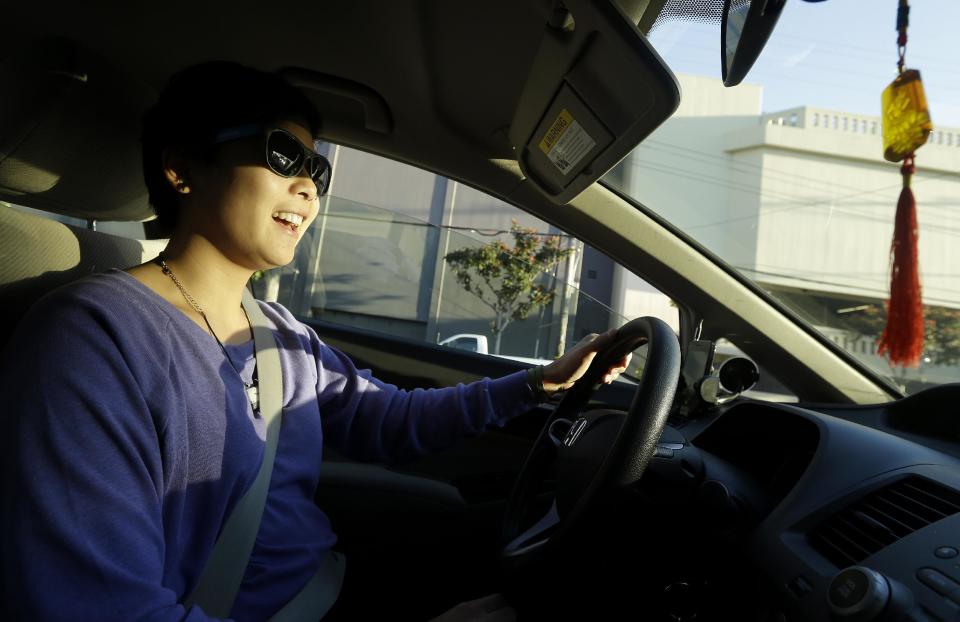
[809,476,960,568]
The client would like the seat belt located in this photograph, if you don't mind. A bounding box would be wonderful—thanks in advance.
[271,550,346,622]
[185,289,345,621]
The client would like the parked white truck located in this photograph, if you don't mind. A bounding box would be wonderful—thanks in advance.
[438,334,554,366]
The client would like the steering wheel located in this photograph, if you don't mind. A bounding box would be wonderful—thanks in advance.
[500,316,681,569]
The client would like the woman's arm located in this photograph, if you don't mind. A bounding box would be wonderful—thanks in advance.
[314,340,535,464]
[264,302,629,466]
[307,329,629,464]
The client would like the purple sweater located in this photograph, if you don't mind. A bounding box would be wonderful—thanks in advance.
[0,270,537,621]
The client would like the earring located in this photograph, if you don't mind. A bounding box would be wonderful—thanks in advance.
[175,178,189,193]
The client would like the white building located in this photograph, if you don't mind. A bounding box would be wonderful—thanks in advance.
[615,73,960,313]
[611,73,960,388]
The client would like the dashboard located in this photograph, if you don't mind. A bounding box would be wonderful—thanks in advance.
[646,384,960,621]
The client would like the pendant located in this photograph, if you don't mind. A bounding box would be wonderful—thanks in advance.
[245,383,260,414]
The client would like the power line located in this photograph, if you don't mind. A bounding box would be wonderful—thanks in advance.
[642,140,914,199]
[316,211,575,238]
[642,139,960,207]
[737,266,960,305]
[769,31,960,72]
[626,156,890,212]
[660,52,960,96]
[658,38,924,84]
[624,161,960,237]
[641,143,960,221]
[642,140,960,202]
[751,263,960,295]
[649,37,960,97]
[653,21,960,73]
[622,157,958,232]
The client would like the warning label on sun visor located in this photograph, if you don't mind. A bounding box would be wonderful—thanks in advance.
[538,109,597,176]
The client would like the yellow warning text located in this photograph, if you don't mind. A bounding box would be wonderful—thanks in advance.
[539,109,574,155]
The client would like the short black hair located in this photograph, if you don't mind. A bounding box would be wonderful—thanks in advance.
[141,62,320,235]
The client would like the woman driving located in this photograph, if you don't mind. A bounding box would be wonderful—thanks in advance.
[0,62,630,621]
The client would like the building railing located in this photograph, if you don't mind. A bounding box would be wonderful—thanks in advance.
[761,107,960,148]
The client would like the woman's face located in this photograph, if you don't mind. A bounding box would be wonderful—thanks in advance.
[177,119,321,271]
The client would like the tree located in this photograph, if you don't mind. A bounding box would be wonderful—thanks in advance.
[842,302,960,366]
[924,306,960,366]
[444,221,574,354]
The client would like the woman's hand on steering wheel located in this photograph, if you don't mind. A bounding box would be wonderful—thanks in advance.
[541,329,632,394]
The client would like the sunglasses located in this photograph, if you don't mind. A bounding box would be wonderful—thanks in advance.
[212,125,332,194]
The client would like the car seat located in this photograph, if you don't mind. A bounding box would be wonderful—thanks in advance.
[0,38,164,349]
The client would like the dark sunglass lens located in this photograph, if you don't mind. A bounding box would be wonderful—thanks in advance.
[267,131,304,176]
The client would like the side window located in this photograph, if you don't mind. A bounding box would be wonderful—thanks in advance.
[259,145,679,373]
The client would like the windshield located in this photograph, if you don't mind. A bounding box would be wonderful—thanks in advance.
[605,0,959,395]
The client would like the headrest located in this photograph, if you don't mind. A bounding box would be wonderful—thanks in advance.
[0,205,167,349]
[0,38,155,222]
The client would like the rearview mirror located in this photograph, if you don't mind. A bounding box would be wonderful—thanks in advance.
[721,0,786,87]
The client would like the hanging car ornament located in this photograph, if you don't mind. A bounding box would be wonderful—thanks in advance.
[876,0,930,368]
[882,70,932,162]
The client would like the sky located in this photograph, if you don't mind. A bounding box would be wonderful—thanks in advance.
[648,0,960,127]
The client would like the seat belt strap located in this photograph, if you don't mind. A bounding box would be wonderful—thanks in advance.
[269,550,347,621]
[184,289,285,618]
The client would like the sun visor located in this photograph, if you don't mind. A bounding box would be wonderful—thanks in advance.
[0,39,155,221]
[509,0,680,204]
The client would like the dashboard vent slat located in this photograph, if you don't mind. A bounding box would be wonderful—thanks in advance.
[809,476,960,568]
[886,488,949,522]
[826,521,875,556]
[847,511,897,545]
[871,494,928,531]
[814,529,860,569]
[901,480,960,514]
[858,502,913,537]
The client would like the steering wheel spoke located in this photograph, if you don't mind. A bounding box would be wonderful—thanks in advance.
[500,317,681,571]
[503,498,561,557]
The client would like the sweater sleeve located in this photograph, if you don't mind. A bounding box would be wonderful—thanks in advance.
[0,302,222,622]
[303,327,540,464]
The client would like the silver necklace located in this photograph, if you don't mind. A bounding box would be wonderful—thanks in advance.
[156,253,260,415]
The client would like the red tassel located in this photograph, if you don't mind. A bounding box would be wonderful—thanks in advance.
[877,156,924,367]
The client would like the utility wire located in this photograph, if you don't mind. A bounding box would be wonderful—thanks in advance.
[634,144,960,226]
[738,266,960,305]
[642,142,899,199]
[315,211,576,238]
[653,21,960,72]
[621,157,958,232]
[657,36,960,83]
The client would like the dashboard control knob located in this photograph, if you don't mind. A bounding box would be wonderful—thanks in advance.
[828,566,890,621]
